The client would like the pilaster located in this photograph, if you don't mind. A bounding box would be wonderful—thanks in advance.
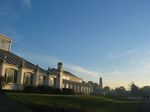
[33,65,39,86]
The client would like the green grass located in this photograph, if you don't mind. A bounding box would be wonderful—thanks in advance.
[7,93,140,112]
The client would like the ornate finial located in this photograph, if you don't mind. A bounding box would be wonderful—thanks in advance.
[35,64,39,71]
[47,66,51,74]
[22,59,25,67]
[2,54,7,63]
[19,59,25,68]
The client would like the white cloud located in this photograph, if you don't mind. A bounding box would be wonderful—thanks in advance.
[21,0,32,10]
[103,70,121,75]
[15,51,99,80]
[106,49,137,59]
[64,64,98,77]
[104,44,150,88]
[0,0,32,54]
[103,70,136,76]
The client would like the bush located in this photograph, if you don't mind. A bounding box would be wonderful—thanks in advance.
[47,87,61,94]
[37,86,51,94]
[4,90,23,93]
[62,88,74,95]
[24,86,39,93]
[24,86,62,94]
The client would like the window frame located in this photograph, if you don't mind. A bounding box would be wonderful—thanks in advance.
[23,72,33,86]
[38,75,46,85]
[5,68,18,84]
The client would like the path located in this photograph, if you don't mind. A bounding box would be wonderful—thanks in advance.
[138,101,150,112]
[0,95,31,112]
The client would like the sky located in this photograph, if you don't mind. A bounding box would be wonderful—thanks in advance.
[1,0,150,89]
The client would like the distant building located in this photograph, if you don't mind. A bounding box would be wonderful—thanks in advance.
[0,34,93,94]
[88,78,104,95]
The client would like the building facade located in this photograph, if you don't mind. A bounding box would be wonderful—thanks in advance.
[0,34,93,94]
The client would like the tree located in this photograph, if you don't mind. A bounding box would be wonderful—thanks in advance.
[110,86,128,98]
[130,83,140,96]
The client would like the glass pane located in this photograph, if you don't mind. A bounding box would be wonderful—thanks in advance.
[24,73,33,85]
[50,78,54,86]
[39,75,45,85]
[7,69,14,83]
[14,71,18,83]
[6,69,18,83]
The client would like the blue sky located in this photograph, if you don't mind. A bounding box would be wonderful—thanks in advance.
[1,0,150,88]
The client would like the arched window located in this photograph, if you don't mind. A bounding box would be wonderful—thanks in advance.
[24,72,33,86]
[5,68,18,83]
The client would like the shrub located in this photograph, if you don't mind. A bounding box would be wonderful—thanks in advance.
[24,85,62,94]
[4,90,23,93]
[37,86,50,94]
[62,88,74,95]
[24,86,39,93]
[48,87,61,94]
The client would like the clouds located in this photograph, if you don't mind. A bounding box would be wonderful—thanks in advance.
[104,43,150,88]
[0,0,32,50]
[0,0,32,22]
[14,41,150,88]
[21,0,32,10]
[106,49,137,59]
[106,44,150,70]
[15,50,99,81]
[64,64,98,77]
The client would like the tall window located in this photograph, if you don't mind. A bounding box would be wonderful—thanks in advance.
[39,75,46,85]
[50,77,56,87]
[5,68,18,83]
[24,72,33,86]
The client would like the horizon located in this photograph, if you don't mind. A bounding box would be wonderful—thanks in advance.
[1,0,150,89]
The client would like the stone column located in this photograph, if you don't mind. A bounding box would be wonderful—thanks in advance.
[17,60,25,85]
[17,67,24,88]
[77,85,79,92]
[46,67,51,86]
[17,67,24,90]
[33,65,39,86]
[0,55,7,77]
[79,86,81,93]
[74,85,77,92]
[0,62,5,77]
[45,74,51,86]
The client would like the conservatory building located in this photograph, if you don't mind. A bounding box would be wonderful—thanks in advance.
[0,34,93,94]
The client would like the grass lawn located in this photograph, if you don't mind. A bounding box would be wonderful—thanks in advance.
[7,93,140,112]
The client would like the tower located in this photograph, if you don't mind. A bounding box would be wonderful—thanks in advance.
[99,77,103,89]
[0,34,12,51]
[56,62,63,89]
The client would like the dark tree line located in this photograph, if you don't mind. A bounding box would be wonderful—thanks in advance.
[103,83,150,98]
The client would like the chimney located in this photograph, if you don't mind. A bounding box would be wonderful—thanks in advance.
[57,62,63,71]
